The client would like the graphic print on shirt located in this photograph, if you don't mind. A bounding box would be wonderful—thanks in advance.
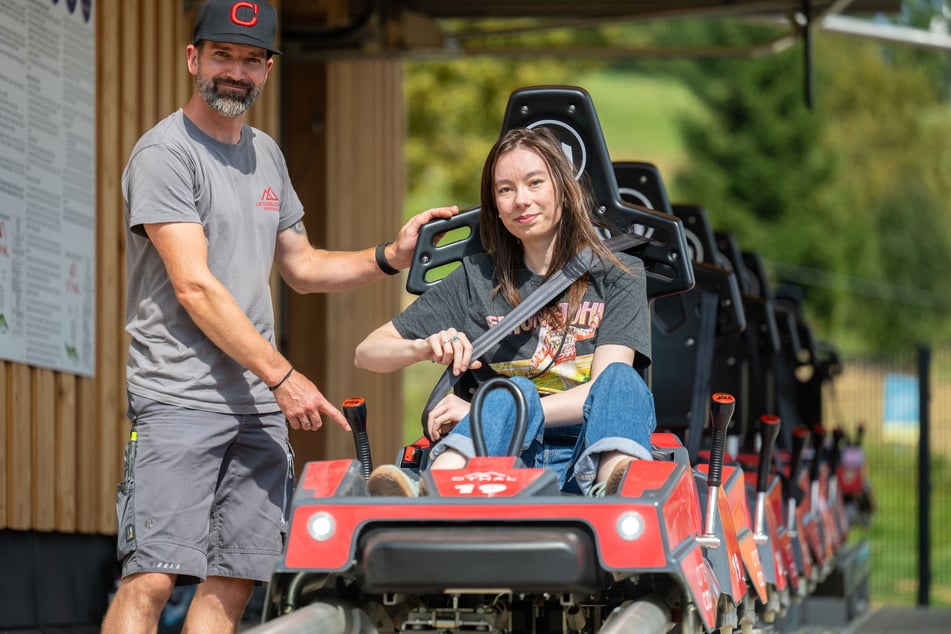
[486,300,604,393]
[256,186,280,212]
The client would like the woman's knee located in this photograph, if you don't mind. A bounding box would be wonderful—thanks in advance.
[595,362,647,393]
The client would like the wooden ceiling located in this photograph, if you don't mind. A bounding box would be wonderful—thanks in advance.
[278,0,903,58]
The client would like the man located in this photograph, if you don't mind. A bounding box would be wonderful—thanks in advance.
[101,1,457,631]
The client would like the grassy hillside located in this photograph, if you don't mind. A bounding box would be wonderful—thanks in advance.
[574,69,708,197]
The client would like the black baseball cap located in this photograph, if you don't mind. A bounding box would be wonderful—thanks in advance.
[193,0,282,56]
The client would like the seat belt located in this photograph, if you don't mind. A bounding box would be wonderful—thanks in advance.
[420,232,646,438]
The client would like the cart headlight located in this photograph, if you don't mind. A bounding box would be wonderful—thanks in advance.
[307,512,336,542]
[617,511,645,541]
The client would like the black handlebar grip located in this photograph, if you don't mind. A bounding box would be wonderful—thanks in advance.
[830,427,846,474]
[788,425,811,503]
[707,393,736,488]
[469,378,529,457]
[809,425,826,483]
[343,397,373,480]
[756,415,781,494]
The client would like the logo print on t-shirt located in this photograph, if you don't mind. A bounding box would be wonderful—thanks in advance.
[487,300,604,391]
[257,187,280,212]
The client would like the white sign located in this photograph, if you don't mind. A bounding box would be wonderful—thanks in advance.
[0,0,96,376]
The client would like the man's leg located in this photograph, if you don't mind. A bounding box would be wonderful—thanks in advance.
[101,572,175,634]
[182,576,255,633]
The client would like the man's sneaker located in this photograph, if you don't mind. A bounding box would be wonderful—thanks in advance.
[590,457,635,497]
[368,464,422,497]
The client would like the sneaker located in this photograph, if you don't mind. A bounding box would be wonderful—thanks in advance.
[368,464,422,497]
[590,457,635,497]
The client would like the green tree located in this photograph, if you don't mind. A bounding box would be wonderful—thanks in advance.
[815,35,951,349]
[669,15,951,351]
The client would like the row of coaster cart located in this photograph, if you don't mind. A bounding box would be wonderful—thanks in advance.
[249,86,875,634]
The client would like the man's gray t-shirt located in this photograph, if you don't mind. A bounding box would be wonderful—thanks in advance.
[122,110,303,414]
[393,251,651,395]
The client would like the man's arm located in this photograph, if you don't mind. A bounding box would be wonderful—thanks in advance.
[274,206,458,293]
[144,221,349,432]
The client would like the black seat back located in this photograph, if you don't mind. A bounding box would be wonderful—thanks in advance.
[710,231,753,442]
[621,198,744,460]
[405,86,694,302]
[612,161,674,215]
[773,285,828,448]
[739,250,782,446]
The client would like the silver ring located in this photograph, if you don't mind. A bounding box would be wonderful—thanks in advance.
[442,338,450,345]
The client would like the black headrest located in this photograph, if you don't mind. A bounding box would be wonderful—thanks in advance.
[406,86,695,300]
[670,203,720,267]
[612,161,673,215]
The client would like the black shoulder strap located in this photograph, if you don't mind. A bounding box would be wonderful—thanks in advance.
[420,232,645,438]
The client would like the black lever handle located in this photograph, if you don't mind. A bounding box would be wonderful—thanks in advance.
[699,392,736,547]
[809,424,826,483]
[787,425,811,504]
[757,415,781,494]
[829,427,846,475]
[343,397,373,480]
[707,393,736,489]
[753,414,781,542]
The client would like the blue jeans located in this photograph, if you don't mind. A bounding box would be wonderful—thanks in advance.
[430,362,656,495]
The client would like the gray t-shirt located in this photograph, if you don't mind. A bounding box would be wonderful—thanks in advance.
[393,251,650,395]
[122,110,304,414]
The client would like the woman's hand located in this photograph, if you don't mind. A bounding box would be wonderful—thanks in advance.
[426,393,471,441]
[421,328,482,377]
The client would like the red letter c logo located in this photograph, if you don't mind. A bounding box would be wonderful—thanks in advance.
[230,2,258,27]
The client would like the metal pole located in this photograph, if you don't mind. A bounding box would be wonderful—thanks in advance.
[917,344,931,606]
[801,0,814,110]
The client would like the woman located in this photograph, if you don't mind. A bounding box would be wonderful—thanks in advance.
[355,126,656,496]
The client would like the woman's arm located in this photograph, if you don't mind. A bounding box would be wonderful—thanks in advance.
[539,344,636,426]
[355,322,480,377]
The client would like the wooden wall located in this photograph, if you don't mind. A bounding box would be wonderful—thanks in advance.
[0,0,404,536]
[282,60,407,472]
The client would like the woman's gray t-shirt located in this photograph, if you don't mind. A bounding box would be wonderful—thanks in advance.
[122,110,303,414]
[393,251,651,395]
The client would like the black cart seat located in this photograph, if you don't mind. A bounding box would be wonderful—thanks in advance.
[405,86,694,302]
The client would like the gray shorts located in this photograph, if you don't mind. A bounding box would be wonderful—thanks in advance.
[116,392,294,584]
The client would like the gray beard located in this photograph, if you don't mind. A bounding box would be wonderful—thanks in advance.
[197,76,263,118]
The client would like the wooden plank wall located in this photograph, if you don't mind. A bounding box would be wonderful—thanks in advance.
[318,61,406,465]
[281,59,407,472]
[1,0,283,534]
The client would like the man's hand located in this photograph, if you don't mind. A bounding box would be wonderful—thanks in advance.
[273,370,351,432]
[387,206,459,269]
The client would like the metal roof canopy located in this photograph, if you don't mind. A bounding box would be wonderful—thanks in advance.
[277,0,932,60]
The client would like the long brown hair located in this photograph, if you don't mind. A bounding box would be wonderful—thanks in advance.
[479,126,629,321]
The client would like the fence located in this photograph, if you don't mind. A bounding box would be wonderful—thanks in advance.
[828,344,951,607]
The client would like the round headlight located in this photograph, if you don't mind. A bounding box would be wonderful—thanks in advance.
[307,512,336,542]
[617,511,645,541]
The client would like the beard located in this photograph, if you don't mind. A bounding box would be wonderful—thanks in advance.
[196,73,264,118]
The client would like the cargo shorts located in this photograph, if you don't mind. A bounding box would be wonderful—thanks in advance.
[116,392,294,584]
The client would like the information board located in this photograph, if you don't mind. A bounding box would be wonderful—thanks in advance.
[0,0,96,376]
